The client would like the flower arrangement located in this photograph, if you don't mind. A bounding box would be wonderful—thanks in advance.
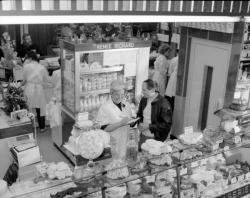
[0,32,21,69]
[2,82,28,115]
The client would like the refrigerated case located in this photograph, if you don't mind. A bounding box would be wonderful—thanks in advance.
[54,39,151,164]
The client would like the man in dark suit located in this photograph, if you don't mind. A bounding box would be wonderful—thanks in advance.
[18,33,40,59]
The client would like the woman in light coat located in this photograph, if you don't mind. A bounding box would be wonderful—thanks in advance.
[152,44,170,96]
[22,51,50,132]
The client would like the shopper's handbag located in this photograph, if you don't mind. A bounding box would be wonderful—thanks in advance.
[3,162,18,186]
[46,98,62,128]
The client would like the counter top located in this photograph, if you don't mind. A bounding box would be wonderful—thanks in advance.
[0,109,32,139]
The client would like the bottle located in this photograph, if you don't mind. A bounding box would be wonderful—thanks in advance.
[89,96,93,111]
[126,129,138,162]
[96,96,100,108]
[80,99,84,112]
[92,96,96,110]
[83,98,88,112]
[85,97,90,112]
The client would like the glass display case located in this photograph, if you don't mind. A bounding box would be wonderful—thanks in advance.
[8,127,250,198]
[60,39,151,120]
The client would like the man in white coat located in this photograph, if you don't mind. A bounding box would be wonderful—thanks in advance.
[96,80,133,159]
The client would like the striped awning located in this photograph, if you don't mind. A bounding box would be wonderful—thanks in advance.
[0,0,249,16]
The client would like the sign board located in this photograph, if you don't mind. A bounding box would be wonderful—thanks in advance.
[157,33,169,42]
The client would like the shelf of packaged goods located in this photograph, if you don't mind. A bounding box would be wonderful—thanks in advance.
[80,66,123,75]
[177,141,250,170]
[80,89,110,96]
[80,86,133,96]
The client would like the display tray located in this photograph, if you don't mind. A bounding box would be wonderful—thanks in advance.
[61,145,112,166]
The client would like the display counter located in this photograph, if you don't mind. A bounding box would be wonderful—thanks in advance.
[0,109,33,178]
[2,123,250,197]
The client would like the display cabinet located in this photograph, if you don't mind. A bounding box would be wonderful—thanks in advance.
[56,39,151,166]
[9,127,250,198]
[60,39,151,120]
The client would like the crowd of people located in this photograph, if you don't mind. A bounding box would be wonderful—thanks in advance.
[150,43,179,111]
[1,31,178,152]
[0,32,58,132]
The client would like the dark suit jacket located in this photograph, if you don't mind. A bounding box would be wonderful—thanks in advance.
[137,94,172,141]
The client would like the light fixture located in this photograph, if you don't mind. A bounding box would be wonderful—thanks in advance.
[0,15,241,24]
[242,17,250,22]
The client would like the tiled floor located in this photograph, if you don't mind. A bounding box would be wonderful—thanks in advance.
[36,128,70,165]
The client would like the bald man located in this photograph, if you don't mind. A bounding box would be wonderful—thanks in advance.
[96,80,134,159]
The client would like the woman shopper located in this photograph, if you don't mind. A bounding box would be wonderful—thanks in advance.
[136,79,172,148]
[152,44,170,96]
[22,51,50,132]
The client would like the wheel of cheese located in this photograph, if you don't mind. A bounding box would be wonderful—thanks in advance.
[76,131,104,160]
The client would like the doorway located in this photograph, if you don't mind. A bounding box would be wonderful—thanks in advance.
[184,38,231,131]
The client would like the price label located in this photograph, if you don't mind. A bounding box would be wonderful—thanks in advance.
[224,146,230,151]
[201,159,207,165]
[180,168,187,175]
[191,161,199,168]
[245,172,250,179]
[238,175,245,182]
[212,143,219,150]
[146,175,156,183]
[234,136,241,144]
[231,177,237,184]
[184,126,194,134]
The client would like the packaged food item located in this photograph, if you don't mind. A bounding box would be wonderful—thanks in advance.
[106,159,129,180]
[179,132,203,145]
[141,139,172,155]
[106,184,127,198]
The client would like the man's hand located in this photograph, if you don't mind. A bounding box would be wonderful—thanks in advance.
[120,117,132,126]
[138,123,149,132]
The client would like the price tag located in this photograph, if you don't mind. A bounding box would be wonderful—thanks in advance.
[245,172,250,179]
[224,146,230,151]
[234,136,241,144]
[146,175,156,183]
[231,177,237,184]
[191,161,199,168]
[184,126,193,134]
[212,143,219,150]
[180,168,187,175]
[238,175,245,182]
[201,159,207,165]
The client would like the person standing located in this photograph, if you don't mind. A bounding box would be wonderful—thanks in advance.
[165,49,179,110]
[22,51,50,132]
[96,80,134,159]
[137,79,172,147]
[152,44,170,96]
[18,33,40,59]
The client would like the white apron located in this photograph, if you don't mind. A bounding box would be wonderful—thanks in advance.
[23,61,48,116]
[96,100,132,159]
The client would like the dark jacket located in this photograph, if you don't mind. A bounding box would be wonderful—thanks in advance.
[137,94,172,141]
[18,43,40,58]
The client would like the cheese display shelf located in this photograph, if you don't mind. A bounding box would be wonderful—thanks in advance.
[176,129,250,198]
[6,127,250,198]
